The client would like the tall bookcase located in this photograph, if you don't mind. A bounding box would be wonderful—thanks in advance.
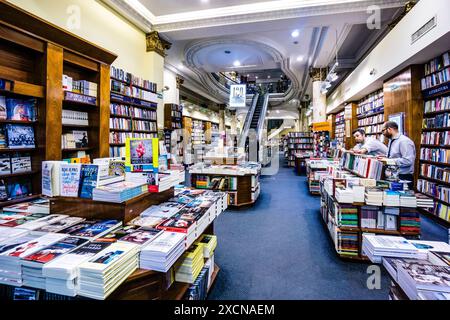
[109,67,158,158]
[0,2,117,207]
[417,51,450,226]
[334,110,345,148]
[284,132,313,167]
[356,90,385,142]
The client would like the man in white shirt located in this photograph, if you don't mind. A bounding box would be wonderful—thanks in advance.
[352,129,388,156]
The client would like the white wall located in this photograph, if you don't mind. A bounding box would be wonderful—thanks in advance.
[327,0,450,113]
[163,68,180,105]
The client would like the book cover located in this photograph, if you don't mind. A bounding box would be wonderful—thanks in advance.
[7,180,31,200]
[60,163,81,197]
[0,127,7,149]
[5,98,36,121]
[69,220,120,238]
[119,228,162,246]
[96,225,140,243]
[11,154,31,174]
[109,160,125,176]
[23,237,88,264]
[42,161,63,197]
[78,164,99,199]
[6,124,35,149]
[73,131,89,148]
[125,138,159,171]
[0,154,11,175]
[0,96,6,120]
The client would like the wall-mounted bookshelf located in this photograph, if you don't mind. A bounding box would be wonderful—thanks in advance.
[284,132,313,168]
[313,131,330,158]
[0,2,117,207]
[109,67,158,158]
[164,104,183,130]
[418,51,450,226]
[357,90,385,142]
[334,111,345,148]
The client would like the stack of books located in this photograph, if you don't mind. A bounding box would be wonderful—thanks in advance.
[362,235,419,263]
[92,181,148,203]
[2,198,50,215]
[174,243,205,284]
[18,214,68,232]
[78,242,140,300]
[399,191,417,208]
[360,206,381,229]
[21,236,89,289]
[415,193,434,209]
[197,234,217,259]
[43,242,112,297]
[0,233,67,286]
[0,227,28,243]
[399,209,421,233]
[118,228,163,247]
[184,266,211,300]
[33,217,86,233]
[336,230,359,256]
[335,187,353,204]
[336,204,358,228]
[139,231,185,272]
[58,220,122,240]
[398,264,450,300]
[384,191,400,207]
[365,188,384,206]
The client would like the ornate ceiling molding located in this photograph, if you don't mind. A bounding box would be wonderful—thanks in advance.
[146,31,172,57]
[153,0,407,33]
[184,38,301,104]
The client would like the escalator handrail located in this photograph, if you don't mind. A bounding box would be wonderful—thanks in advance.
[256,93,270,143]
[238,93,259,149]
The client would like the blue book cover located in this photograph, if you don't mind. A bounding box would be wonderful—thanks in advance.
[5,98,36,121]
[72,220,120,238]
[7,180,31,200]
[78,164,99,199]
[6,124,35,149]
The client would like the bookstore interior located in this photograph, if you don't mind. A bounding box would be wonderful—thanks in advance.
[1,0,450,304]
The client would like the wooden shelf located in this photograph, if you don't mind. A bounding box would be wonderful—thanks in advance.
[132,117,157,122]
[110,128,132,133]
[417,191,450,207]
[133,130,157,134]
[0,194,41,208]
[422,82,450,99]
[420,160,450,168]
[208,264,220,292]
[0,148,37,153]
[423,109,450,117]
[0,81,45,99]
[418,176,450,188]
[62,147,93,152]
[110,77,156,94]
[62,124,90,128]
[0,120,38,125]
[421,144,450,149]
[357,110,384,120]
[418,207,450,228]
[110,114,131,119]
[110,91,157,105]
[421,127,450,132]
[109,143,125,146]
[0,170,40,179]
[63,98,98,108]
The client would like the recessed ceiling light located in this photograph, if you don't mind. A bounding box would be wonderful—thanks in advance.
[201,0,209,3]
[291,30,300,38]
[255,76,258,79]
[276,110,280,114]
[267,75,271,79]
[296,56,304,62]
[233,60,241,67]
[224,50,231,54]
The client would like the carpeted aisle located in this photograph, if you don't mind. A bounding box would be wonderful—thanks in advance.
[208,157,449,300]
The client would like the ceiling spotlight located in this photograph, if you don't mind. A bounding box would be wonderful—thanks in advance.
[233,60,241,67]
[291,30,300,38]
[201,0,209,3]
[255,76,259,79]
[267,75,271,79]
[276,110,280,114]
[296,56,304,62]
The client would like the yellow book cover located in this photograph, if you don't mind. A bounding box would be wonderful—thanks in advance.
[125,138,159,171]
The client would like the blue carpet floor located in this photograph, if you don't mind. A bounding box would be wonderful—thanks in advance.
[208,158,449,300]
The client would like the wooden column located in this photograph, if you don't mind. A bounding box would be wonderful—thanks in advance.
[99,64,111,158]
[383,65,424,184]
[346,103,358,149]
[45,43,63,160]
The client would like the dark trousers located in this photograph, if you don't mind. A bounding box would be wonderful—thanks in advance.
[399,174,414,190]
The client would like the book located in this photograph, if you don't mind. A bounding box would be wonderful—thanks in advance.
[6,180,32,200]
[92,181,147,203]
[59,219,121,239]
[6,124,35,149]
[140,231,185,272]
[0,179,6,201]
[42,161,64,197]
[33,216,85,233]
[119,228,163,246]
[78,164,100,199]
[60,163,81,197]
[0,127,6,149]
[0,96,6,120]
[95,225,140,243]
[5,98,36,121]
[73,130,89,148]
[11,154,31,174]
[0,154,11,175]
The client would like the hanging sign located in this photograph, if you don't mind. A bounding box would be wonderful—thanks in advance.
[312,122,331,132]
[229,84,247,108]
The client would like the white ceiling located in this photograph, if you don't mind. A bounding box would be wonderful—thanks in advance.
[140,0,272,16]
[104,0,408,108]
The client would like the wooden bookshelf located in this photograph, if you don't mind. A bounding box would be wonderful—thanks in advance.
[109,68,158,158]
[284,132,313,168]
[164,103,183,130]
[356,90,385,143]
[0,1,117,207]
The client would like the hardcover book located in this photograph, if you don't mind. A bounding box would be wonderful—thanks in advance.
[73,131,89,148]
[6,124,35,149]
[22,237,88,264]
[7,180,31,200]
[5,98,36,121]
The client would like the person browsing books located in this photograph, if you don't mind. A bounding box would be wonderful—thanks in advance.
[352,129,388,156]
[378,121,416,188]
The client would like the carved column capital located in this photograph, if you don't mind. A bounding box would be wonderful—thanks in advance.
[146,31,172,57]
[309,68,327,82]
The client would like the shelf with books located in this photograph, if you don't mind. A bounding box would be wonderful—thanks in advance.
[418,176,450,188]
[62,147,94,152]
[420,160,450,168]
[0,170,40,179]
[164,104,183,130]
[284,132,313,168]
